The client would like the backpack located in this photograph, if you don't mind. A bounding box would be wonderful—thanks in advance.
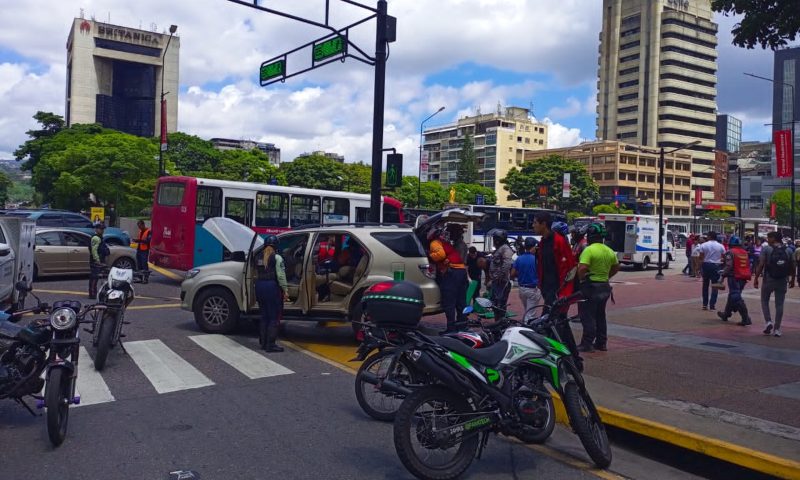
[731,248,751,281]
[766,245,792,279]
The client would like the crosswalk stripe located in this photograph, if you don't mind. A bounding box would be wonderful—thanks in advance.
[75,346,115,407]
[189,335,294,379]
[125,340,214,394]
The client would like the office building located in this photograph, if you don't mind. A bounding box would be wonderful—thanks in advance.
[299,151,345,163]
[524,140,693,216]
[716,114,742,153]
[211,138,281,166]
[66,17,179,137]
[597,0,718,199]
[422,106,548,206]
[772,46,800,179]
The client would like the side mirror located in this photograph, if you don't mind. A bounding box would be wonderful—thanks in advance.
[15,281,31,293]
[462,306,474,315]
[475,297,493,309]
[230,251,246,262]
[0,243,11,257]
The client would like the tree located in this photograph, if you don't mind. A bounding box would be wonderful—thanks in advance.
[501,155,598,212]
[592,203,633,215]
[209,149,285,185]
[712,1,800,49]
[14,111,65,171]
[395,177,448,209]
[281,154,347,190]
[341,162,372,194]
[456,133,479,184]
[448,183,496,205]
[158,132,223,176]
[0,171,12,206]
[769,189,799,226]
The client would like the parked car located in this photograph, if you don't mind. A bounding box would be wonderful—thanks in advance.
[33,228,137,278]
[3,210,131,246]
[181,213,488,334]
[0,217,35,309]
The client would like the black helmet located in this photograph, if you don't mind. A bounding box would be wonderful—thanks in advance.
[491,229,508,245]
[264,235,279,247]
[586,223,607,239]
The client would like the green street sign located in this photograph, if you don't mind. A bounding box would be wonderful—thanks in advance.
[260,60,285,83]
[313,35,346,62]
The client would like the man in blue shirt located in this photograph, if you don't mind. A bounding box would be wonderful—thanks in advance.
[512,237,541,320]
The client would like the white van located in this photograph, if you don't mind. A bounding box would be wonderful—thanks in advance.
[0,217,35,308]
[597,214,674,270]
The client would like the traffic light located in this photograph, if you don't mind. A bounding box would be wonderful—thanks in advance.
[386,153,403,188]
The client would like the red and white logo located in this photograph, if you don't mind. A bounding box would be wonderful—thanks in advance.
[79,20,91,34]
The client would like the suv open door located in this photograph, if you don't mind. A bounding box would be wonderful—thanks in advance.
[414,208,485,251]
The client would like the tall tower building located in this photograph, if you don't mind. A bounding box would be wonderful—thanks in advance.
[66,17,180,138]
[597,0,718,199]
[772,46,800,179]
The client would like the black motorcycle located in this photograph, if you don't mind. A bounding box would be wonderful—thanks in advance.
[0,283,102,446]
[91,266,137,371]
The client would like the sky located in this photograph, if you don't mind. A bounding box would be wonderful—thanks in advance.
[0,0,789,175]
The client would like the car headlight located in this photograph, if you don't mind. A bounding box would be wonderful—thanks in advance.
[185,269,201,280]
[50,308,77,331]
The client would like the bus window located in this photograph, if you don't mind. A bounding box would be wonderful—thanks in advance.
[498,210,512,229]
[157,182,186,206]
[512,211,527,230]
[196,186,222,222]
[256,192,289,227]
[323,197,350,224]
[225,198,254,226]
[382,203,401,224]
[291,195,321,226]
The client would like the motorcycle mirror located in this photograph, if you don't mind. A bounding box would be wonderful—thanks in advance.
[462,306,473,315]
[15,281,31,292]
[475,297,493,309]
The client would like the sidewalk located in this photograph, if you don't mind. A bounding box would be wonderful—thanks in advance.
[426,269,800,479]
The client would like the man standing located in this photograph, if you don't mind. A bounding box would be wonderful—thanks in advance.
[754,231,796,337]
[447,224,468,263]
[697,231,726,310]
[683,234,695,276]
[794,240,800,281]
[135,220,151,272]
[512,237,540,320]
[717,236,752,326]
[428,226,468,332]
[577,223,619,352]
[88,222,108,298]
[488,230,514,320]
[534,212,576,305]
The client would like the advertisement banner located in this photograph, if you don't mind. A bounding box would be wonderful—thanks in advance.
[90,207,105,224]
[562,172,571,198]
[695,187,702,206]
[774,129,793,178]
[420,151,429,182]
[770,202,777,219]
[160,99,168,152]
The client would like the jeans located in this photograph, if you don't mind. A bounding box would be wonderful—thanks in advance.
[761,278,788,329]
[579,283,612,347]
[490,279,512,320]
[518,286,542,320]
[722,277,750,322]
[701,262,722,308]
[682,253,692,274]
[255,279,282,328]
[136,250,150,271]
[439,268,468,328]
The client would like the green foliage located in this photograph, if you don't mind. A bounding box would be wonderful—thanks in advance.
[705,210,734,220]
[7,182,33,204]
[448,183,496,205]
[281,154,348,190]
[501,155,598,212]
[712,0,800,49]
[592,203,633,215]
[158,132,222,176]
[395,177,448,209]
[456,133,479,184]
[566,211,586,224]
[14,111,65,171]
[0,171,12,205]
[342,162,372,194]
[769,189,800,226]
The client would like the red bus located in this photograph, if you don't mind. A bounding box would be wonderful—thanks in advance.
[149,176,405,271]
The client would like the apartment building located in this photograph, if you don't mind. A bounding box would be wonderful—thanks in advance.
[210,138,281,166]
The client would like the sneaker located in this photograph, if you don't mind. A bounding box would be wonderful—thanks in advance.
[717,312,729,322]
[709,305,716,311]
[577,343,595,353]
[774,329,782,337]
[763,322,774,335]
[593,343,608,351]
[702,306,708,310]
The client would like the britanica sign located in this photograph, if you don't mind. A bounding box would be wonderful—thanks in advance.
[95,23,162,46]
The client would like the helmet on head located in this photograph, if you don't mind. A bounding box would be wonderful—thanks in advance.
[264,235,279,247]
[586,223,607,239]
[427,226,446,241]
[523,237,538,250]
[552,221,569,237]
[491,229,508,245]
[728,235,742,246]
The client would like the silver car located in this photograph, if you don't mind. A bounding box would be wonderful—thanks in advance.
[34,228,137,278]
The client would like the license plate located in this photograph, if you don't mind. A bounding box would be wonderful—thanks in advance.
[377,356,393,378]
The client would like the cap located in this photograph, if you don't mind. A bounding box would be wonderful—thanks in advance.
[94,222,106,229]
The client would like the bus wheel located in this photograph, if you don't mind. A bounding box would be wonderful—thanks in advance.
[195,287,239,334]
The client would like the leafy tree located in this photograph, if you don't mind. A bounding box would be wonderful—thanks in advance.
[7,182,33,204]
[501,155,598,212]
[712,1,800,49]
[14,111,65,171]
[769,189,799,226]
[448,183,496,205]
[456,133,479,184]
[0,171,12,205]
[567,211,586,223]
[395,177,448,209]
[158,132,222,176]
[592,203,633,215]
[281,154,348,190]
[209,149,285,185]
[705,210,734,220]
[341,162,372,194]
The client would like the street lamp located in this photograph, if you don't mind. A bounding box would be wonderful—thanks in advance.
[158,24,178,177]
[418,106,445,208]
[744,72,797,239]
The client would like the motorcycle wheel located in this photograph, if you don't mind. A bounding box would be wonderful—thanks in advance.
[514,395,556,444]
[45,368,70,447]
[355,350,417,422]
[94,311,118,371]
[563,381,612,468]
[394,386,478,480]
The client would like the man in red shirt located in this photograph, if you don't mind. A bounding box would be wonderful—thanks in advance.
[428,226,468,332]
[534,213,576,305]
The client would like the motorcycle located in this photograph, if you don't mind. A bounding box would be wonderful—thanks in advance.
[0,282,102,446]
[91,267,136,371]
[391,290,612,480]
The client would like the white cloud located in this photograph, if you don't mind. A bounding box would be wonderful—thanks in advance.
[547,97,583,119]
[543,118,583,148]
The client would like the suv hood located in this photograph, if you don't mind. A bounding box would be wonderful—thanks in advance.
[202,217,263,254]
[414,208,485,243]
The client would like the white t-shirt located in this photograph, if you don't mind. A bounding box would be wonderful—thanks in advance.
[691,244,702,257]
[697,240,725,264]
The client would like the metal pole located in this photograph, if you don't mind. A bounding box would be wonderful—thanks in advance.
[368,0,387,223]
[737,167,742,220]
[656,147,665,280]
[417,107,445,208]
[158,29,176,177]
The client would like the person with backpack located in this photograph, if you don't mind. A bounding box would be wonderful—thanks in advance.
[753,231,796,337]
[88,222,110,298]
[717,236,752,326]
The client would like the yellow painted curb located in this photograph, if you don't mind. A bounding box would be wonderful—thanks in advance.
[148,263,184,281]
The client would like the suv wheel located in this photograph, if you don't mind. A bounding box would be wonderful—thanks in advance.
[194,287,239,333]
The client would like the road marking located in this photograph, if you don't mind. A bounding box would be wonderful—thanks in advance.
[281,340,358,374]
[125,339,214,394]
[189,335,293,379]
[75,346,116,407]
[128,304,181,310]
[149,263,184,281]
[34,288,180,301]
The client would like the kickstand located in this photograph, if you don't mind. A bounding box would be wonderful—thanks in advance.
[476,432,490,460]
[16,397,39,417]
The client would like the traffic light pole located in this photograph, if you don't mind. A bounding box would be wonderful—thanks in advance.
[369,0,388,222]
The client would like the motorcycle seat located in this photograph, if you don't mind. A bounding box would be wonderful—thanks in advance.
[434,336,508,367]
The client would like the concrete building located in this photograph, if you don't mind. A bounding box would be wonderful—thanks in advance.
[300,151,345,163]
[597,0,718,199]
[66,17,179,137]
[524,140,693,216]
[211,138,281,166]
[716,114,742,153]
[727,141,781,218]
[422,106,548,206]
[772,46,800,179]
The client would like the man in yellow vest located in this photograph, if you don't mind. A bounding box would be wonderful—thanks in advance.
[135,220,152,272]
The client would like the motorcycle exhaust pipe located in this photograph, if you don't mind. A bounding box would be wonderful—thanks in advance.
[360,371,413,396]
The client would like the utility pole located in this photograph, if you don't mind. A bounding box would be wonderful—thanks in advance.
[369,0,387,222]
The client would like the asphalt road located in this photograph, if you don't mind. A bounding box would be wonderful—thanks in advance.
[0,270,700,480]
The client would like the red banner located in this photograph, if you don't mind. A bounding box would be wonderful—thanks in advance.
[774,129,793,178]
[160,99,168,151]
[770,202,777,219]
[695,187,702,206]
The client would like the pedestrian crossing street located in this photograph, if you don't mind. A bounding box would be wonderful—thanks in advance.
[69,334,295,407]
